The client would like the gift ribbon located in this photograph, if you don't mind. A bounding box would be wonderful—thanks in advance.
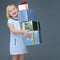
[32,31,35,45]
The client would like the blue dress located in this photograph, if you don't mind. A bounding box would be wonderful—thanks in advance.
[7,18,28,55]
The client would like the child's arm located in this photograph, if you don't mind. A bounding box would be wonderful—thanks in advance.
[8,23,30,37]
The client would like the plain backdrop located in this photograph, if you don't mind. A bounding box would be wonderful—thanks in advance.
[0,0,60,60]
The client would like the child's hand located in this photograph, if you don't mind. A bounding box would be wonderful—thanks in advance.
[24,30,30,38]
[26,30,30,32]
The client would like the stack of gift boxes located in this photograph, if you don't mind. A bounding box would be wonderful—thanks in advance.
[18,1,40,46]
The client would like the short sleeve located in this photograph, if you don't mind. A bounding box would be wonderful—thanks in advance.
[7,19,13,24]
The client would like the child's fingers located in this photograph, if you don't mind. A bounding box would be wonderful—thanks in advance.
[26,30,30,32]
[26,33,31,38]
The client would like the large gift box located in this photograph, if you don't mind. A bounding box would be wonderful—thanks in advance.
[20,20,40,31]
[20,21,40,46]
[22,31,40,46]
[18,9,37,22]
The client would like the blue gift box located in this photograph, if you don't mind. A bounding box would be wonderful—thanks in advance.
[22,31,40,46]
[18,9,38,22]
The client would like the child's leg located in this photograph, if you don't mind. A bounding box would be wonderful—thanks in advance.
[18,54,25,60]
[12,55,19,60]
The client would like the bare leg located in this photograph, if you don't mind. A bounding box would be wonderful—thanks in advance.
[18,54,25,60]
[12,55,19,60]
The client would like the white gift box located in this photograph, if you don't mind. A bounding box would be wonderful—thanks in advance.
[18,4,29,11]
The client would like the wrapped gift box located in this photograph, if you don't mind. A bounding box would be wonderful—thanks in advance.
[20,21,40,31]
[18,9,37,22]
[18,4,28,11]
[22,31,40,46]
[18,1,29,11]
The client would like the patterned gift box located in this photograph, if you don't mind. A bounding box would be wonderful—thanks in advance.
[18,1,29,11]
[20,20,40,31]
[22,31,40,46]
[18,4,29,11]
[18,9,37,22]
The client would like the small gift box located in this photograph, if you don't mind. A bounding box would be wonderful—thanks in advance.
[18,1,29,11]
[22,31,40,46]
[20,21,40,31]
[18,9,37,22]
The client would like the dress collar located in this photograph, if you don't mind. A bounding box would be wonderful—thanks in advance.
[11,18,18,21]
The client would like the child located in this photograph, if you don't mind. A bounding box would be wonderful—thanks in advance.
[6,4,30,60]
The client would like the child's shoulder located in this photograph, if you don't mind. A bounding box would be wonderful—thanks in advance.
[8,18,14,22]
[7,18,14,24]
[8,18,13,21]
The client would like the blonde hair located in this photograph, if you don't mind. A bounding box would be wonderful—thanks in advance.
[6,4,18,19]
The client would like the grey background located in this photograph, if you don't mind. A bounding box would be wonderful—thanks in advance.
[0,0,60,60]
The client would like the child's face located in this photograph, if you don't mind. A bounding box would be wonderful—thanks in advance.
[9,5,18,18]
